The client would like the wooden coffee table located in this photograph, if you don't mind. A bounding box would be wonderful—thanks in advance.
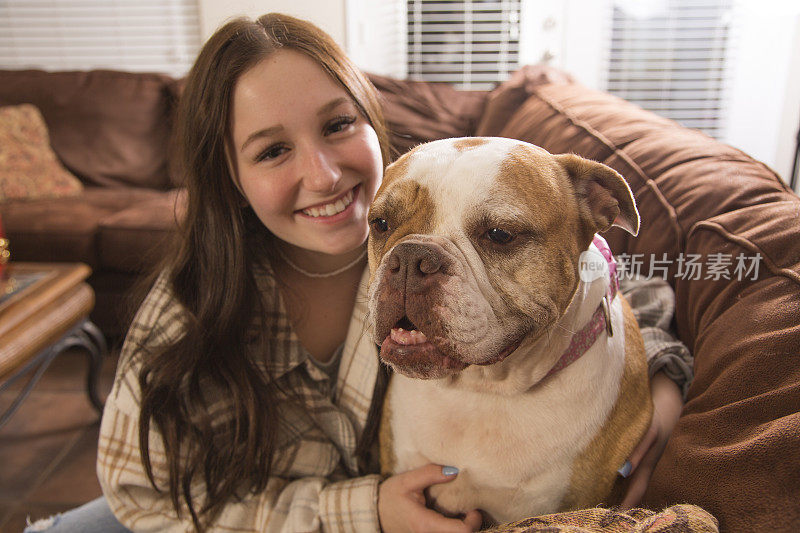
[0,262,107,428]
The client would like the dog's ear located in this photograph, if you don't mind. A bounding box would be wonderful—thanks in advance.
[554,153,639,236]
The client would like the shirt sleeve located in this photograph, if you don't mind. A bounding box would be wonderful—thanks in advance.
[96,273,382,533]
[618,275,694,399]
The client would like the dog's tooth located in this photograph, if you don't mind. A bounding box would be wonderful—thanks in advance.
[390,328,403,344]
[390,327,428,346]
[334,199,346,212]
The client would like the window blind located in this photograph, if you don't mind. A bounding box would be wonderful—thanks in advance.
[605,0,734,138]
[0,0,201,76]
[407,0,521,90]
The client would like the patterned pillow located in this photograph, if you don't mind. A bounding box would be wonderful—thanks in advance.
[0,104,83,202]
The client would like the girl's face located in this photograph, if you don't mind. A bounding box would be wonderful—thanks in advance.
[229,49,384,257]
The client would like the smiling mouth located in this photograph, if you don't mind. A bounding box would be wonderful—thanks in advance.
[301,185,358,218]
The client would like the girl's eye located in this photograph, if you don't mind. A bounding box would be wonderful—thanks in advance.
[325,115,356,135]
[256,144,289,162]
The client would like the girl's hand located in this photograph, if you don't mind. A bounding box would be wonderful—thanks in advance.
[619,371,684,509]
[378,464,482,533]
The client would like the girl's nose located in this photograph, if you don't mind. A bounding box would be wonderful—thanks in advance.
[299,145,341,193]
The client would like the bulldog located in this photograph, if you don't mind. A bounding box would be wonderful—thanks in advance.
[367,137,653,525]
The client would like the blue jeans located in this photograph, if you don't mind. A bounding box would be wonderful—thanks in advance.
[24,497,130,533]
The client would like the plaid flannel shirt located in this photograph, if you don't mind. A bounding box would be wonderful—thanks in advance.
[98,264,692,532]
[618,275,695,399]
[98,265,383,532]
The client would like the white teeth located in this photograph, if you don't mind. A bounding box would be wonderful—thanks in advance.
[303,188,355,217]
[390,328,429,346]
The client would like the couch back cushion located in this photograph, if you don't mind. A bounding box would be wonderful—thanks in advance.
[481,67,800,530]
[0,69,176,190]
[367,73,487,157]
[474,64,574,137]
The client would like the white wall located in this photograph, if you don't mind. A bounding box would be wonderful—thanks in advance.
[196,0,406,78]
[519,0,612,91]
[725,2,800,186]
[775,15,800,188]
[345,0,407,78]
[197,0,347,47]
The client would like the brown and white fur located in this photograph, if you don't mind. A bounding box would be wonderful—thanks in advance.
[367,137,653,525]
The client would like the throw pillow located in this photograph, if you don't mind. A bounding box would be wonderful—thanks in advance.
[0,104,83,202]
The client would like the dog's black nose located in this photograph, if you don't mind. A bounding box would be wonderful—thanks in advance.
[387,241,445,293]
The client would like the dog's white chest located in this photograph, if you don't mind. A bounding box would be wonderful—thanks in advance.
[385,296,628,522]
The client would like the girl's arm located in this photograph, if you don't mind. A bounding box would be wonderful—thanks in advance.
[618,275,692,508]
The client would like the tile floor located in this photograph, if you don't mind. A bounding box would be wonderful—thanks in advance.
[0,347,119,533]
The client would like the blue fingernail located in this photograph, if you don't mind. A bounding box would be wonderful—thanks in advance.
[618,461,632,478]
[442,466,459,476]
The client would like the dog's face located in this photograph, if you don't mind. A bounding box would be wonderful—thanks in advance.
[367,138,638,379]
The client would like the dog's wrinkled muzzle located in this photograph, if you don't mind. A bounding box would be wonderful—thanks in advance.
[375,240,469,379]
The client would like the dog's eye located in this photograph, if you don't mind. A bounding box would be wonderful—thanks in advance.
[487,228,514,244]
[370,218,390,234]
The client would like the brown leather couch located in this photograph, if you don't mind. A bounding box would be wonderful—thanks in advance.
[1,65,798,530]
[0,69,185,338]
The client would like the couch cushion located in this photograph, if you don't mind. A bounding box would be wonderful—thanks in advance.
[367,73,487,157]
[492,68,800,530]
[165,77,187,189]
[0,69,176,190]
[648,202,800,530]
[0,187,168,268]
[0,104,83,202]
[474,64,574,137]
[97,189,184,274]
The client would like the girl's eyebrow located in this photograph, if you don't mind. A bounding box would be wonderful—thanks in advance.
[241,125,283,152]
[317,96,351,116]
[240,97,353,152]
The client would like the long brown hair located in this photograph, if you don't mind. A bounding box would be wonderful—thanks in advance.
[136,13,390,530]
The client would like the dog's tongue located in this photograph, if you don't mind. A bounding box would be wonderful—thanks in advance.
[390,327,429,346]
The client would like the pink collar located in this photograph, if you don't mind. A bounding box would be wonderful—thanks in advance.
[545,235,618,378]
